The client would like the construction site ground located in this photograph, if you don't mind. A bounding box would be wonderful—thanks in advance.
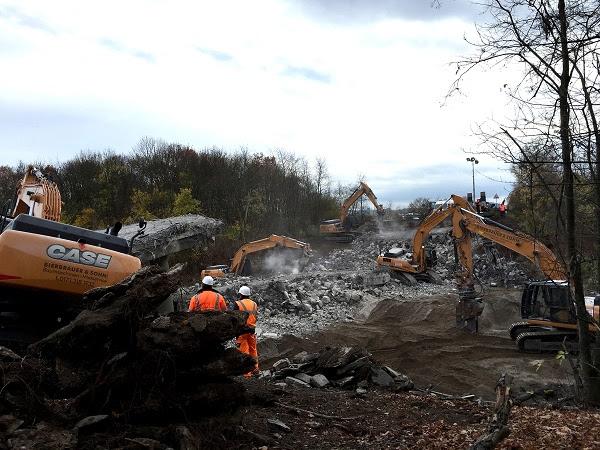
[260,289,572,400]
[223,229,596,449]
[4,226,599,449]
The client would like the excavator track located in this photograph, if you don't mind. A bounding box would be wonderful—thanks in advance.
[389,270,418,286]
[515,330,578,353]
[508,322,549,340]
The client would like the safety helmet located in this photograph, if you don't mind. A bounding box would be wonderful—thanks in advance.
[238,285,251,296]
[202,275,215,286]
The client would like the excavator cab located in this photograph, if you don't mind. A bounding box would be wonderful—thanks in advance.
[520,281,574,323]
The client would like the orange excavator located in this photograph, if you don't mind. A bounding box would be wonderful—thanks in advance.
[320,181,385,243]
[377,194,589,349]
[375,195,476,285]
[201,234,312,278]
[0,166,143,346]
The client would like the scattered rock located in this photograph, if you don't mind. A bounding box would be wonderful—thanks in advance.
[310,374,330,388]
[293,372,312,384]
[267,418,291,433]
[272,358,291,371]
[285,376,311,388]
[370,367,395,387]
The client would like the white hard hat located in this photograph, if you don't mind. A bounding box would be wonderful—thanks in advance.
[202,275,214,286]
[238,285,251,296]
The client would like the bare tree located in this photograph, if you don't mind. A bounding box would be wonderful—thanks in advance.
[452,0,600,403]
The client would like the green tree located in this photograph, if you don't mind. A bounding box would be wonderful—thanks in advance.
[172,188,202,216]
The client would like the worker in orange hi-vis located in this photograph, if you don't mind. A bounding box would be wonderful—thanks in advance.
[234,285,259,377]
[188,275,227,312]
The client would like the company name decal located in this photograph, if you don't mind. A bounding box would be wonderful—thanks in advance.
[46,244,112,269]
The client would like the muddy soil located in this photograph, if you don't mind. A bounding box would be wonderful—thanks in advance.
[260,288,572,399]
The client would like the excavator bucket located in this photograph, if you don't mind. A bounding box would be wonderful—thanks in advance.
[456,288,484,333]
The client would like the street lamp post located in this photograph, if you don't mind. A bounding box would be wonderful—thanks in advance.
[466,157,479,203]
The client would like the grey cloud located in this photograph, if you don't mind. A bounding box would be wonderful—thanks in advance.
[288,0,481,24]
[0,5,56,34]
[196,47,233,62]
[282,65,331,83]
[99,38,155,63]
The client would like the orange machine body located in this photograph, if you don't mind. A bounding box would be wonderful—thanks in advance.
[0,229,141,295]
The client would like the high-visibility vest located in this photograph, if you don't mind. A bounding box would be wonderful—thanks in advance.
[189,291,226,312]
[235,298,257,328]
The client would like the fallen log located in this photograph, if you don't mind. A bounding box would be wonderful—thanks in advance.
[470,373,513,450]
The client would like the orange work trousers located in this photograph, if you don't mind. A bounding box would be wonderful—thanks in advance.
[237,332,258,377]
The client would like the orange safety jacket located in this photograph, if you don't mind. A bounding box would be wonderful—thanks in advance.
[235,298,258,328]
[189,290,227,312]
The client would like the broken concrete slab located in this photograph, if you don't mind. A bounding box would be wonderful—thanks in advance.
[310,374,330,388]
[293,372,312,384]
[315,346,370,370]
[116,214,223,266]
[336,355,371,376]
[370,367,395,387]
[285,376,311,388]
[272,358,291,371]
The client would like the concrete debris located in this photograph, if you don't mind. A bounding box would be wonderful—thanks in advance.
[310,374,330,388]
[117,214,223,266]
[272,358,291,371]
[293,372,312,384]
[267,418,291,432]
[170,229,534,341]
[285,376,311,388]
[269,345,413,391]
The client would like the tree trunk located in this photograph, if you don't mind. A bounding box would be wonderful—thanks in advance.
[557,0,600,404]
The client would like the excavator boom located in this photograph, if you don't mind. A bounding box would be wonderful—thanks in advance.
[340,182,384,223]
[320,181,384,242]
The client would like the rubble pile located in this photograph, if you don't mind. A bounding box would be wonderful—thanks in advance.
[265,346,414,392]
[333,232,533,287]
[1,266,255,449]
[181,271,447,338]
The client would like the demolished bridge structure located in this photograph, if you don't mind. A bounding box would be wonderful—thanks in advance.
[117,214,223,267]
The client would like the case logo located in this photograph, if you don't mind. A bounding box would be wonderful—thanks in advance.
[47,244,112,269]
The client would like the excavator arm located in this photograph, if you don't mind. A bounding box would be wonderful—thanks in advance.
[339,182,384,224]
[447,196,568,332]
[229,235,311,275]
[459,211,567,281]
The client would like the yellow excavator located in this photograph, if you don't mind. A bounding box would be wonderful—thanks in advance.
[377,194,589,350]
[320,181,385,243]
[0,166,143,346]
[201,234,312,278]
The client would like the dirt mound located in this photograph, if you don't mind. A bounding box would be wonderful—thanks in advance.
[263,290,572,399]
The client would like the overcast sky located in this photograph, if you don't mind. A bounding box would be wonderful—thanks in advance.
[0,0,516,206]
